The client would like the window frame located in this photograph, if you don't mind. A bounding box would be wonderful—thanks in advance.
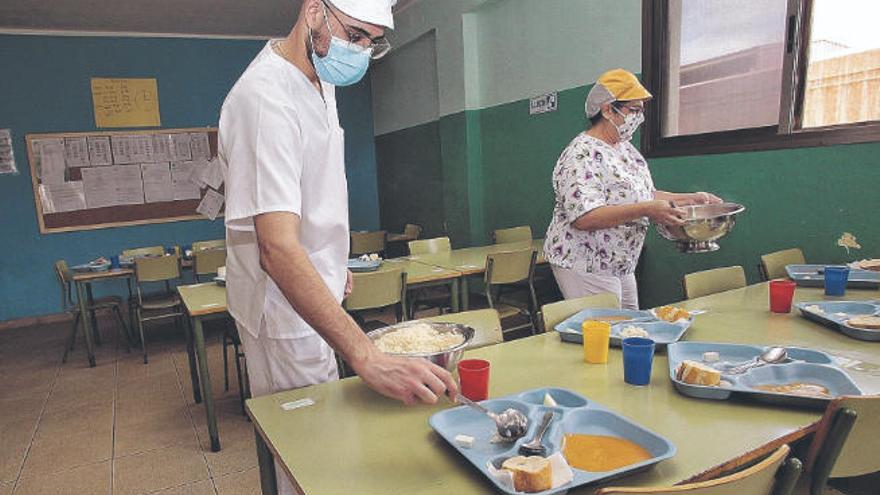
[641,0,880,158]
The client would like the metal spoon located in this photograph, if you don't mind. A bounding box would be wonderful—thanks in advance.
[518,411,554,457]
[728,347,788,374]
[455,394,529,440]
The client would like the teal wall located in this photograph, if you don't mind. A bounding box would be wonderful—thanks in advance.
[0,34,379,321]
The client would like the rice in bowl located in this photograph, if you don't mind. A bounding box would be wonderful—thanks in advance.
[373,322,466,354]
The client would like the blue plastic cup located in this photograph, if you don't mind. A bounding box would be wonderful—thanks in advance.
[110,255,120,269]
[824,266,850,296]
[622,337,655,386]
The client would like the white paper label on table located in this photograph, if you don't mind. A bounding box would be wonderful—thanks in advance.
[196,189,224,220]
[110,135,136,164]
[36,139,67,186]
[0,129,16,174]
[41,181,87,213]
[81,166,118,208]
[171,161,201,200]
[87,136,113,166]
[170,133,193,161]
[280,398,315,411]
[141,162,174,203]
[190,132,211,160]
[63,137,90,167]
[151,134,172,162]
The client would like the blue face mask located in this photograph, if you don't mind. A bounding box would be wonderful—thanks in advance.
[311,36,371,86]
[309,4,372,87]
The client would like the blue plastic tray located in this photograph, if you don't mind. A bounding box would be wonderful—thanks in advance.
[610,321,689,347]
[347,259,382,272]
[555,308,691,347]
[667,342,862,409]
[785,264,879,289]
[795,300,880,342]
[428,387,676,494]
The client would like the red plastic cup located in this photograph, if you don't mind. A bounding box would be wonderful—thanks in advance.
[458,359,490,401]
[769,279,797,313]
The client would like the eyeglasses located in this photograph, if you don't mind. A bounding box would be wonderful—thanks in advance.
[322,0,392,59]
[614,104,645,115]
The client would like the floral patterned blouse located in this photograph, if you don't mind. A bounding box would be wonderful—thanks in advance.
[543,133,656,276]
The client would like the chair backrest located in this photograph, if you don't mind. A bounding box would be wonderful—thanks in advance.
[194,249,227,277]
[493,225,533,244]
[350,231,387,256]
[408,237,452,255]
[402,224,422,239]
[805,395,880,480]
[683,266,747,299]
[122,245,165,258]
[134,254,181,283]
[596,445,799,495]
[420,309,503,349]
[344,268,406,312]
[192,239,226,252]
[541,292,621,332]
[760,248,805,281]
[485,249,535,285]
[54,260,74,309]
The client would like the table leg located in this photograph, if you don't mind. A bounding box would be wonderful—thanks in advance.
[461,276,470,311]
[86,283,102,346]
[184,316,202,404]
[192,316,220,451]
[75,281,97,367]
[450,279,460,313]
[255,429,278,495]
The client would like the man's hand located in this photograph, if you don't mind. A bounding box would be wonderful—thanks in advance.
[645,200,686,226]
[351,350,459,406]
[344,269,353,299]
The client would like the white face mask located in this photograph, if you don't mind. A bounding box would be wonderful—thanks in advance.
[609,106,645,142]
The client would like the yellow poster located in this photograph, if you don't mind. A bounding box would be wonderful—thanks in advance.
[91,78,161,128]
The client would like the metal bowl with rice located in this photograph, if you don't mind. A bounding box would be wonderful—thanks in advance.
[366,321,475,372]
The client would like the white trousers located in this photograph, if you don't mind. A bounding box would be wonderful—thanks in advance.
[237,319,339,495]
[551,261,640,310]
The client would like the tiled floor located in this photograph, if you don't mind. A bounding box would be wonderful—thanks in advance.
[0,315,258,494]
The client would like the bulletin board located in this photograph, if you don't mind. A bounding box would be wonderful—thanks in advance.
[26,127,223,234]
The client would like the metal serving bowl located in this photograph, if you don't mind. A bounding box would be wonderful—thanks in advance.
[366,322,475,372]
[656,202,746,253]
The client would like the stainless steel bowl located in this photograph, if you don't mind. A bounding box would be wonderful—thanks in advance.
[656,202,746,253]
[366,322,475,372]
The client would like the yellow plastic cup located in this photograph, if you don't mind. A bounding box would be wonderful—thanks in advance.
[582,320,611,364]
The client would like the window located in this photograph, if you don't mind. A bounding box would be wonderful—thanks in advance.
[642,0,880,157]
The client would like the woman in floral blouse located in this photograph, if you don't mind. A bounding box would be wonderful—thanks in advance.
[543,69,721,309]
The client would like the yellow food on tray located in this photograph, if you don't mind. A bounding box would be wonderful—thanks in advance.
[654,305,690,322]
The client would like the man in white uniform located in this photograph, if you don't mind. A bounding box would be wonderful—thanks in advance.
[220,2,457,490]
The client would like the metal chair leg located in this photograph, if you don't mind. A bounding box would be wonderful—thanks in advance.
[113,306,132,353]
[233,340,246,415]
[62,311,82,363]
[136,308,148,364]
[223,332,230,392]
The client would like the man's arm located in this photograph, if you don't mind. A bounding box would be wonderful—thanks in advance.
[254,211,458,405]
[572,200,686,231]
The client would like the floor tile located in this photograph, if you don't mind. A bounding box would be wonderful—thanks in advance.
[14,460,111,495]
[20,425,112,478]
[114,409,200,457]
[148,479,216,495]
[113,444,210,495]
[202,433,257,478]
[0,418,37,482]
[0,481,11,495]
[34,400,113,440]
[214,467,260,495]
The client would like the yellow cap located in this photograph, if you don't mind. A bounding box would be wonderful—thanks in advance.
[585,68,652,117]
[597,69,652,101]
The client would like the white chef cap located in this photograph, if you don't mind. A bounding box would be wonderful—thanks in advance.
[329,0,397,29]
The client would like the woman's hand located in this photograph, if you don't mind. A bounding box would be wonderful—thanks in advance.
[645,200,686,226]
[684,192,723,205]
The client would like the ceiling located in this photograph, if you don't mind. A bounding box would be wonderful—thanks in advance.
[0,0,420,38]
[0,0,304,37]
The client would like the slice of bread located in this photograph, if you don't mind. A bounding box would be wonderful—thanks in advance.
[501,456,552,493]
[846,315,880,330]
[676,360,722,386]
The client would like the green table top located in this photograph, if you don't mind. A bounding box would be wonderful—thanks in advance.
[177,282,228,317]
[410,239,546,275]
[246,284,880,493]
[374,257,461,284]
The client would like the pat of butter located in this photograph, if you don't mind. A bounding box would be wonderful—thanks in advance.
[543,392,558,407]
[454,434,475,448]
[702,352,720,363]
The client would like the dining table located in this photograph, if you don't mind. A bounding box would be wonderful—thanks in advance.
[244,282,880,494]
